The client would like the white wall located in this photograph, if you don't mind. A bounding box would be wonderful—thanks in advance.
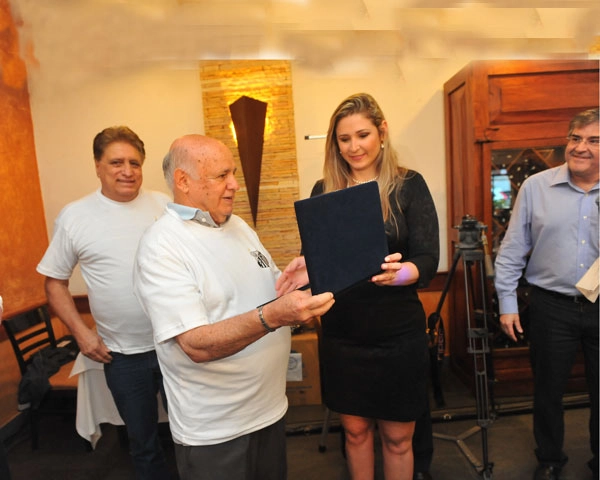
[29,59,470,294]
[30,65,203,293]
[292,59,470,274]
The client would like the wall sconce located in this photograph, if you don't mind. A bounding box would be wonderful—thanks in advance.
[229,95,267,226]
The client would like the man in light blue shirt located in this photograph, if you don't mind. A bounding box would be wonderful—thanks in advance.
[495,108,599,480]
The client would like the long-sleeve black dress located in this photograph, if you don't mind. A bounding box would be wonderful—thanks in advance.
[311,170,439,421]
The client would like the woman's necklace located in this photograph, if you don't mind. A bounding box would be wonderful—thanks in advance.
[351,175,379,185]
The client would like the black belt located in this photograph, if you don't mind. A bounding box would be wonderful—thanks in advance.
[533,286,594,304]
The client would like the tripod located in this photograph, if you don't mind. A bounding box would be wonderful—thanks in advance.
[429,216,495,479]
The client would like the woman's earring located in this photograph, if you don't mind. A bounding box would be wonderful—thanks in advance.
[381,142,385,149]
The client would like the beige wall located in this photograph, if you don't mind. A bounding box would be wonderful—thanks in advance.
[291,61,458,270]
[30,65,201,293]
[13,0,600,295]
[29,59,472,294]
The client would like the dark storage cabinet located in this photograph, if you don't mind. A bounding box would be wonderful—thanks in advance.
[443,60,599,396]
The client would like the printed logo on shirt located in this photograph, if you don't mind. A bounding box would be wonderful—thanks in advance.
[250,250,270,268]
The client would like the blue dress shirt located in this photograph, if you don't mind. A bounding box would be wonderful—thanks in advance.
[168,202,221,228]
[494,163,599,314]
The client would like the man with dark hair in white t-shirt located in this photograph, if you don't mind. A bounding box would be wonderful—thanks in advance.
[37,126,172,479]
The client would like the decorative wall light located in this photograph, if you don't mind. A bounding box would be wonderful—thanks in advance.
[229,95,267,226]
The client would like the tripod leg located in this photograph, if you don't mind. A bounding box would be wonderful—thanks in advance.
[318,407,332,453]
[426,249,463,407]
[468,254,495,477]
[431,245,495,478]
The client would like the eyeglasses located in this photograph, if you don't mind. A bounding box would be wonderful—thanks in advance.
[566,135,600,147]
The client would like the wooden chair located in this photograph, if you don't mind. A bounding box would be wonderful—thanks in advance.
[2,305,79,450]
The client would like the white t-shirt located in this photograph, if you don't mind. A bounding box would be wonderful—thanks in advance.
[37,189,170,353]
[133,206,290,446]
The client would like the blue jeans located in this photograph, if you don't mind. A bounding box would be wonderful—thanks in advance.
[529,287,599,472]
[104,350,171,480]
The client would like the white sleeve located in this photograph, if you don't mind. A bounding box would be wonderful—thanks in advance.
[36,222,79,280]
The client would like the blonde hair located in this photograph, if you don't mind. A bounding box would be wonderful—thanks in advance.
[323,93,408,229]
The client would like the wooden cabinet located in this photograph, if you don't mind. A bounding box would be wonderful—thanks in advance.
[443,60,599,396]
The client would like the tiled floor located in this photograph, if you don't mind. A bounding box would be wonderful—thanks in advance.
[286,402,593,480]
[3,371,594,480]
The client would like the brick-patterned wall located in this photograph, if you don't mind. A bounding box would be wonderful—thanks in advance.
[199,60,301,269]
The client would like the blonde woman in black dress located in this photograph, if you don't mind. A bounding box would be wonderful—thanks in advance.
[277,93,439,480]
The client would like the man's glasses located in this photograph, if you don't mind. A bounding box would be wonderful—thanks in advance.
[566,135,600,147]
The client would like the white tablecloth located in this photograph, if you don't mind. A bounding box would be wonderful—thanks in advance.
[70,353,168,449]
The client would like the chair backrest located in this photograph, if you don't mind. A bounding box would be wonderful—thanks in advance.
[2,306,58,376]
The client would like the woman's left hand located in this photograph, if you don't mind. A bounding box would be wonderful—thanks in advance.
[276,256,309,297]
[370,253,403,286]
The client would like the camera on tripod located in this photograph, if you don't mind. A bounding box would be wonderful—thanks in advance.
[455,214,487,250]
[431,213,495,478]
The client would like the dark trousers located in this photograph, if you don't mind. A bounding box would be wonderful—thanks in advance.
[104,351,171,480]
[0,440,11,480]
[413,403,434,473]
[529,287,599,472]
[174,416,287,480]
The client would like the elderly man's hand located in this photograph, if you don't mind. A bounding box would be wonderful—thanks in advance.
[265,289,334,329]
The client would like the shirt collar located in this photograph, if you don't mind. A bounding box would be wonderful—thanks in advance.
[168,202,221,228]
[551,162,600,191]
[550,163,570,187]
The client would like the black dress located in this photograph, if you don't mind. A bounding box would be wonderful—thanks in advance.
[312,171,439,421]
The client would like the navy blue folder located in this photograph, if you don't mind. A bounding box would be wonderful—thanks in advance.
[294,181,389,296]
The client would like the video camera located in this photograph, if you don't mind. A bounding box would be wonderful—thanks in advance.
[454,214,487,250]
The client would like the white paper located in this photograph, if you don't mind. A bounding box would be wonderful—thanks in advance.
[287,352,303,382]
[576,258,599,303]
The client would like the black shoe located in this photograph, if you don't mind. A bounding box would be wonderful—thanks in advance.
[413,472,433,480]
[533,464,561,480]
[588,458,599,480]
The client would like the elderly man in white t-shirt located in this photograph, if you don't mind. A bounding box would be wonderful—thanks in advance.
[37,126,172,479]
[133,134,334,480]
